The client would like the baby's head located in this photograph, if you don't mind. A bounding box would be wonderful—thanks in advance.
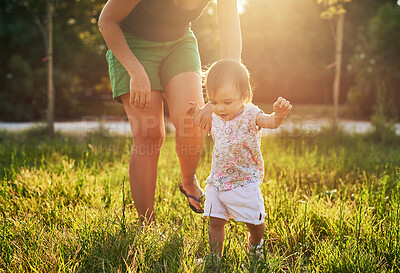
[205,60,253,120]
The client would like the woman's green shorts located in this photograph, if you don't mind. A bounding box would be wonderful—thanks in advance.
[106,30,201,103]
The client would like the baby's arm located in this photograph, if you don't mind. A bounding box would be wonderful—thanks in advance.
[186,102,213,131]
[256,97,292,129]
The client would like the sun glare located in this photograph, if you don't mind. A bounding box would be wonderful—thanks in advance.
[211,0,246,14]
[238,0,247,14]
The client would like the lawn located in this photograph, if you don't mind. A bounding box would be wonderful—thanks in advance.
[0,126,399,272]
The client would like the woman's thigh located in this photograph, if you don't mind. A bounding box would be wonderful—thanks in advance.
[163,71,203,133]
[120,91,165,140]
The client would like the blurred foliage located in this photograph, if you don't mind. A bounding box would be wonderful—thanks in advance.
[317,0,352,19]
[369,82,398,144]
[0,0,110,121]
[0,0,399,121]
[345,1,400,121]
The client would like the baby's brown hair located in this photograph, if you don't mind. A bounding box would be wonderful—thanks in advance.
[204,59,253,104]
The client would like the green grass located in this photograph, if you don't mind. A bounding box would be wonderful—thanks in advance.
[0,126,400,272]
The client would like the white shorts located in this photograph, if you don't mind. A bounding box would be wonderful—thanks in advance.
[202,183,266,225]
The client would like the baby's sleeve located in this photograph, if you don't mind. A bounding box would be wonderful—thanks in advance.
[248,104,264,132]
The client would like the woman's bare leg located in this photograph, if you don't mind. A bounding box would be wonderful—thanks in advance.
[121,91,165,224]
[164,72,205,211]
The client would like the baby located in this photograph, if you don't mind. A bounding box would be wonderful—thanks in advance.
[187,59,292,258]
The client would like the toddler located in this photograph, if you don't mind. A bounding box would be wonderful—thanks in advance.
[187,59,292,258]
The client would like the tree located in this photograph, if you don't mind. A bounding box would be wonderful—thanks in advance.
[0,0,108,122]
[47,0,54,135]
[317,0,352,130]
[15,0,57,134]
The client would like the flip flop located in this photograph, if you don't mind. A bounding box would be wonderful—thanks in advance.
[179,179,204,214]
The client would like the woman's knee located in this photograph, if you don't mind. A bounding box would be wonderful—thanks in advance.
[132,138,164,157]
[133,127,165,145]
[121,91,165,142]
[126,114,165,139]
[174,118,204,139]
[131,124,165,156]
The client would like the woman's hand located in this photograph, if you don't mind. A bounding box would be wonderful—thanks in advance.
[130,71,151,110]
[186,102,213,132]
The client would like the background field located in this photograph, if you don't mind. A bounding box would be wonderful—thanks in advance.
[2,1,399,122]
[2,1,399,271]
[1,127,399,272]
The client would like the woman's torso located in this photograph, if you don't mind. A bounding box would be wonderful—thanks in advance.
[121,0,210,42]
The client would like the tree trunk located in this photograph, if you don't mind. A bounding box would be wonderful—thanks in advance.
[333,13,344,131]
[47,0,54,136]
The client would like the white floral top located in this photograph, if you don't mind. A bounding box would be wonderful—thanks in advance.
[206,103,265,191]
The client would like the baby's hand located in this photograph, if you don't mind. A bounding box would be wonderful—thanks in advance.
[186,101,200,117]
[273,97,292,118]
[186,102,212,132]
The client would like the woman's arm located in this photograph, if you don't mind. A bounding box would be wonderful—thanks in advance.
[98,0,151,109]
[193,0,242,131]
[217,0,242,61]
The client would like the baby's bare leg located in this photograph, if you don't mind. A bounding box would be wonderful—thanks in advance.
[209,217,227,256]
[246,222,265,246]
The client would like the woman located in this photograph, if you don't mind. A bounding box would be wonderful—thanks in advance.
[98,0,241,224]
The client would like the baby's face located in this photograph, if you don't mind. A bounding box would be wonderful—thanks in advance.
[208,85,244,121]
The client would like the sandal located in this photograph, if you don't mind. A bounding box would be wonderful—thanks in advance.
[179,176,205,214]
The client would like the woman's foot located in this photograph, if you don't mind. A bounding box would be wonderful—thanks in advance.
[179,175,204,213]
